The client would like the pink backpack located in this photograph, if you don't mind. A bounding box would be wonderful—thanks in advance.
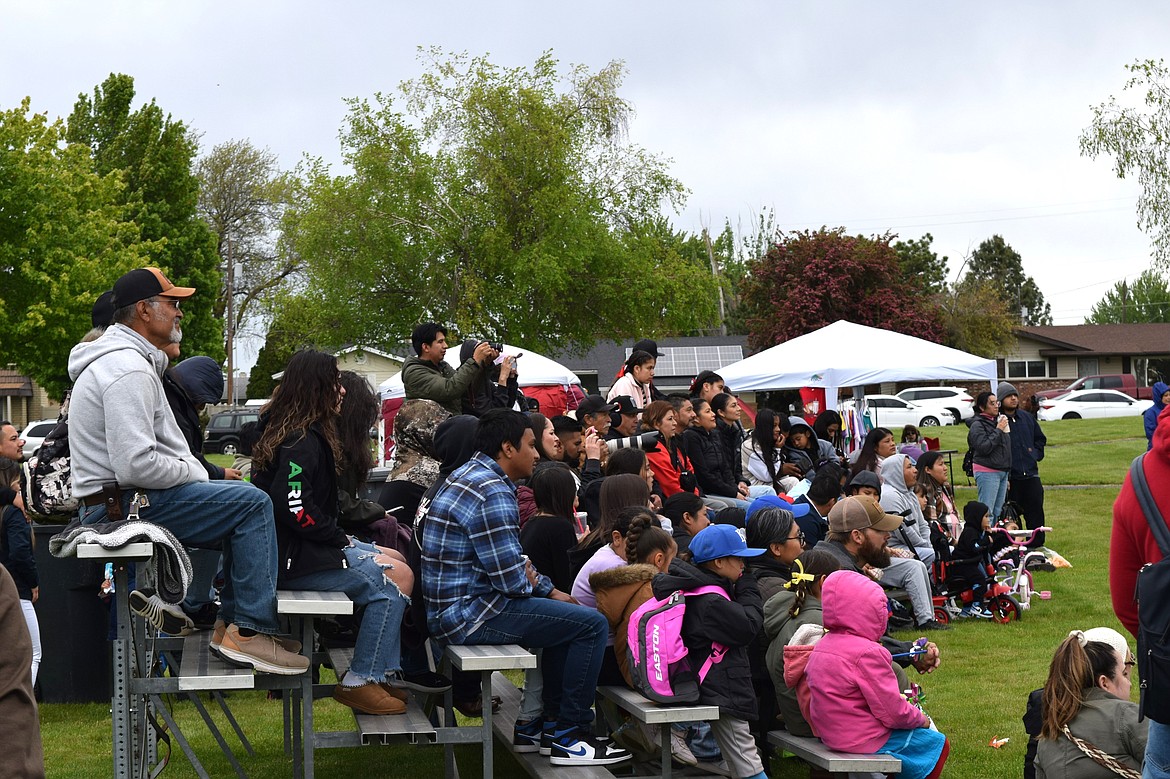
[627,585,729,704]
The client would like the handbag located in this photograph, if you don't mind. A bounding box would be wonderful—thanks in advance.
[1060,726,1141,779]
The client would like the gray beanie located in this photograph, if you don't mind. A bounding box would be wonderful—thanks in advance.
[997,382,1019,402]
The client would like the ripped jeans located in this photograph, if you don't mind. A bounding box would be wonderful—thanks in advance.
[282,542,408,682]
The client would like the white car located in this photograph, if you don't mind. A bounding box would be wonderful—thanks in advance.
[840,395,956,428]
[1037,389,1153,421]
[20,418,57,459]
[895,386,975,423]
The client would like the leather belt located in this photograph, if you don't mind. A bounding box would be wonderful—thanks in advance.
[81,493,116,507]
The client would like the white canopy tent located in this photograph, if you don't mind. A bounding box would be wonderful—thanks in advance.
[717,320,998,407]
[377,344,581,400]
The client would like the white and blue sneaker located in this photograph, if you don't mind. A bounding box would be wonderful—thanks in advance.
[512,718,543,753]
[539,722,556,756]
[549,726,632,766]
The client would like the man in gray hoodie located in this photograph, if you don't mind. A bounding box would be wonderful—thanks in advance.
[68,267,307,676]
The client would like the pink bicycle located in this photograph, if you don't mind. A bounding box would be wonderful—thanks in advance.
[991,526,1053,612]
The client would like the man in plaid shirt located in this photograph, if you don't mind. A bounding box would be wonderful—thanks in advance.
[422,409,630,767]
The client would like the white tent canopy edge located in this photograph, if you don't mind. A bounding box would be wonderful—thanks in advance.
[716,320,998,410]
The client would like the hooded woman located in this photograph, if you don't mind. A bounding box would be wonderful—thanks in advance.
[384,399,448,527]
[879,454,935,567]
[1145,381,1170,450]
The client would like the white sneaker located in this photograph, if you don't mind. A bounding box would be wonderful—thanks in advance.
[670,729,698,766]
[128,589,194,636]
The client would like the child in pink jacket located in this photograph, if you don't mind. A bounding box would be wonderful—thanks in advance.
[804,570,949,779]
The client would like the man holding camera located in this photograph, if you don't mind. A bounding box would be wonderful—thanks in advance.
[606,396,640,440]
[402,322,499,416]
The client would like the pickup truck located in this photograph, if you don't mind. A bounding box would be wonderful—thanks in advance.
[1034,374,1153,401]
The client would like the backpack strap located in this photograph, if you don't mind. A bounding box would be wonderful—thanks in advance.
[1130,456,1170,557]
[680,585,733,683]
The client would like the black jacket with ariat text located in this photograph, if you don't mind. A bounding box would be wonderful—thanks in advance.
[252,423,349,583]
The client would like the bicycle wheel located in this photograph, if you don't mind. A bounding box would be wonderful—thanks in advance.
[989,594,1022,623]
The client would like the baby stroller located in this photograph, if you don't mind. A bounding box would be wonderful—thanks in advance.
[927,517,1021,624]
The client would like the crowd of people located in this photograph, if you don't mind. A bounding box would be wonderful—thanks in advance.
[2,266,1170,777]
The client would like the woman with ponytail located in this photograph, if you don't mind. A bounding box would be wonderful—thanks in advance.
[1035,628,1146,778]
[762,549,841,738]
[589,514,677,688]
[745,507,807,603]
[607,350,655,410]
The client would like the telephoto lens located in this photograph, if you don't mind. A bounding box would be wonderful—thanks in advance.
[604,430,660,454]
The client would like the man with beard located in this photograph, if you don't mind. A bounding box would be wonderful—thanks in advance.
[813,497,944,673]
[68,268,306,674]
[814,495,949,631]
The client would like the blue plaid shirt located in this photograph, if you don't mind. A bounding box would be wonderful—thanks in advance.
[422,452,553,643]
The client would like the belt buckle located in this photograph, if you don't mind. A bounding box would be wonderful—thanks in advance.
[127,492,150,521]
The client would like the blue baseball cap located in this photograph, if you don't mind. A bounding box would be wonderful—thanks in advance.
[689,524,768,564]
[746,495,811,521]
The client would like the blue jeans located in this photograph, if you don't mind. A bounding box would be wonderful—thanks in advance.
[80,480,280,633]
[974,470,1009,522]
[463,597,607,729]
[283,544,407,682]
[1146,720,1170,778]
[183,549,222,611]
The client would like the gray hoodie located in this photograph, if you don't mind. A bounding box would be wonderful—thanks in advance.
[879,454,933,565]
[67,324,207,497]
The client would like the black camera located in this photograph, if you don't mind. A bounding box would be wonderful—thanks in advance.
[605,431,660,454]
[488,341,504,353]
[678,470,698,493]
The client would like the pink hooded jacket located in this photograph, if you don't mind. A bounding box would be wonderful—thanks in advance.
[804,570,928,753]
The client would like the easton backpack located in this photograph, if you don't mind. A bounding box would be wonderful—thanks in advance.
[27,392,75,520]
[1130,454,1170,724]
[627,584,729,704]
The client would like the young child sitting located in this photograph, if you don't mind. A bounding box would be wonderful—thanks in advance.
[950,501,995,619]
[649,523,767,779]
[805,569,949,779]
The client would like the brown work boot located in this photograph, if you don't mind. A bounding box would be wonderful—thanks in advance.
[217,624,309,675]
[334,683,407,715]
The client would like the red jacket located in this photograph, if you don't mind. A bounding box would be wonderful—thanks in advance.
[1111,404,1170,637]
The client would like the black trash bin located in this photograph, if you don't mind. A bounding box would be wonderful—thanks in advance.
[32,522,111,703]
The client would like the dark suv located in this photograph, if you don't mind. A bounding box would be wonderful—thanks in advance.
[202,409,260,455]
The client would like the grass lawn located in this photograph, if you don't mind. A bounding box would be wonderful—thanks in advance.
[41,421,1139,777]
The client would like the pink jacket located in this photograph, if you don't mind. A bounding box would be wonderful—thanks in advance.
[804,570,928,753]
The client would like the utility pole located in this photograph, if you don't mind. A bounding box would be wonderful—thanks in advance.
[226,240,235,407]
[703,226,728,337]
[1120,279,1129,323]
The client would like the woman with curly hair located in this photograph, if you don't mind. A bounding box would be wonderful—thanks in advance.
[252,350,413,717]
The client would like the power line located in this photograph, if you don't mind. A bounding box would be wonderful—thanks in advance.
[773,197,1136,229]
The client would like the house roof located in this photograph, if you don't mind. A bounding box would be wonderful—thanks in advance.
[1014,324,1170,357]
[0,370,33,397]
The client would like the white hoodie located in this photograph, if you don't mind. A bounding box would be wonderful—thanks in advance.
[67,324,207,497]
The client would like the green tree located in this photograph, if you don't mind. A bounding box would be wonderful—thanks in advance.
[939,274,1017,357]
[1081,59,1170,268]
[66,73,223,360]
[196,139,298,335]
[737,228,946,350]
[246,302,321,400]
[893,233,950,297]
[0,99,151,397]
[1087,269,1170,323]
[964,235,1052,325]
[284,49,717,352]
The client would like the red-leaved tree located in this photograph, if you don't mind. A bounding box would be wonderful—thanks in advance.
[739,228,946,350]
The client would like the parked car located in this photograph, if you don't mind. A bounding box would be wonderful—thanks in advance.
[895,386,975,423]
[1035,374,1153,402]
[1037,389,1154,421]
[840,395,956,428]
[202,409,261,455]
[20,418,57,459]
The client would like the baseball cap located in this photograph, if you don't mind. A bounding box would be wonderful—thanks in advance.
[745,494,811,521]
[611,395,639,415]
[827,496,903,533]
[113,267,196,308]
[633,338,665,357]
[847,470,881,493]
[689,524,767,564]
[91,290,116,329]
[577,395,617,419]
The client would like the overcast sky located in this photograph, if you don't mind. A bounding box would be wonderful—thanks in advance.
[5,2,1168,368]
